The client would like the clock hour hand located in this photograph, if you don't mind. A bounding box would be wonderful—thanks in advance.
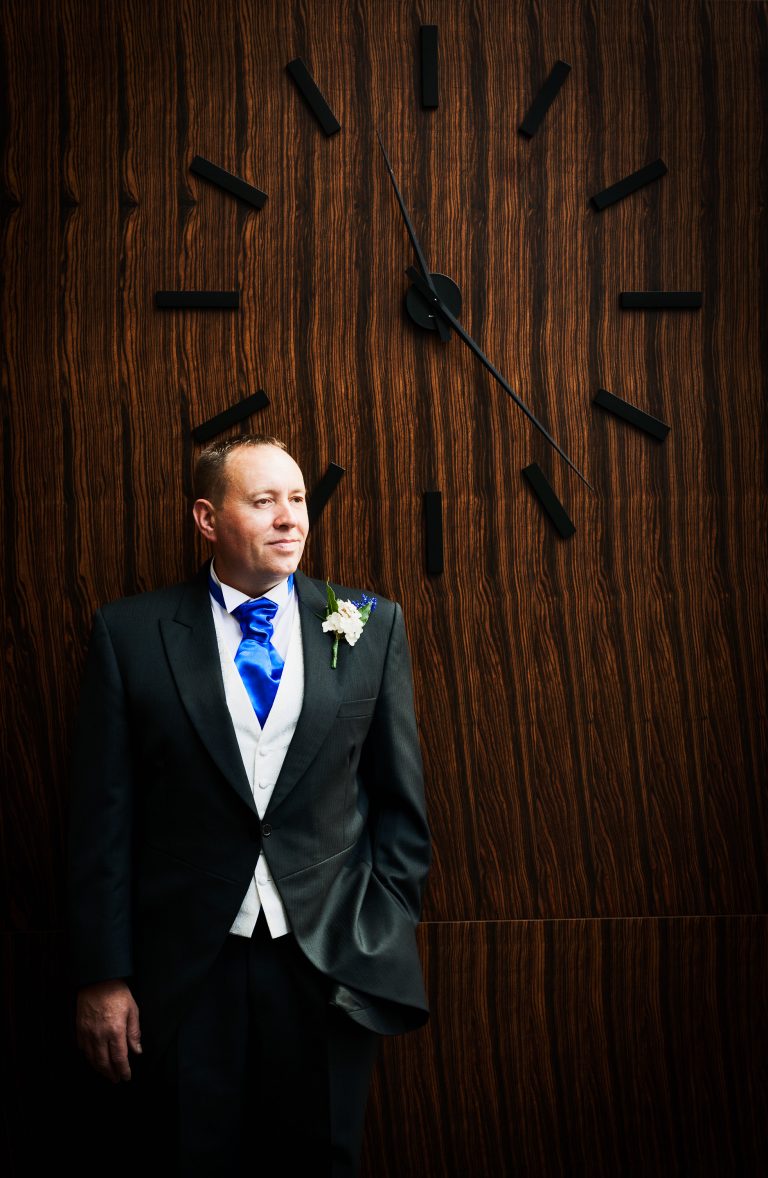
[406,267,594,493]
[376,133,451,342]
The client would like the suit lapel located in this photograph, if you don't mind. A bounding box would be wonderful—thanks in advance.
[159,563,258,817]
[266,569,341,814]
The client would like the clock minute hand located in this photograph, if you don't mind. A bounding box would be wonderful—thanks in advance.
[406,267,594,493]
[376,132,451,343]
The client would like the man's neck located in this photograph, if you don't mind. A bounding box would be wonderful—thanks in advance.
[210,558,291,600]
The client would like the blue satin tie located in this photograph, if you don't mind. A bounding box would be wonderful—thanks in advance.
[209,575,286,727]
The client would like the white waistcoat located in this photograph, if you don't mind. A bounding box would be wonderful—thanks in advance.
[215,602,304,938]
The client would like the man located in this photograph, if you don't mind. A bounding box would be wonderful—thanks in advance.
[67,434,431,1176]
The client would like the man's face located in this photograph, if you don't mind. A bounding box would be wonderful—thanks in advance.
[194,445,309,596]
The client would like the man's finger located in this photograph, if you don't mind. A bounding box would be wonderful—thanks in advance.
[106,1029,132,1083]
[87,1033,123,1084]
[126,1002,143,1055]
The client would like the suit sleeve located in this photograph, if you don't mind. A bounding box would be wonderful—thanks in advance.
[66,608,135,988]
[362,602,431,924]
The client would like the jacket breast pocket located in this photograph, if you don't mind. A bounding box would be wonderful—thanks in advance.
[336,697,377,719]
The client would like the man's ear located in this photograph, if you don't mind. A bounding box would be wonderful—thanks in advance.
[192,498,217,542]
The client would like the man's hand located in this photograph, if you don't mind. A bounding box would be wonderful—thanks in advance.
[75,979,142,1084]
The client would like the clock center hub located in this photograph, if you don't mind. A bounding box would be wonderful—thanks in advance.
[405,272,462,331]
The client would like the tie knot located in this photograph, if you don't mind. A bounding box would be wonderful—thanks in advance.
[232,596,279,641]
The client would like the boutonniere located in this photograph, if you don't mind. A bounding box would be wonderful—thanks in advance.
[322,581,377,669]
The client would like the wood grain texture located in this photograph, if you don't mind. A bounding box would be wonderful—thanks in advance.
[1,0,766,1173]
[361,918,768,1178]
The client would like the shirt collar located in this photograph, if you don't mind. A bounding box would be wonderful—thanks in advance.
[209,559,294,614]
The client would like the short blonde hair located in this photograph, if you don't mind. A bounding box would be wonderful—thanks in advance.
[193,434,288,505]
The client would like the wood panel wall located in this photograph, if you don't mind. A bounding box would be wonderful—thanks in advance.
[2,0,766,1174]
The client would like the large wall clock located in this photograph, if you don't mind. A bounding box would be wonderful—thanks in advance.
[155,35,698,555]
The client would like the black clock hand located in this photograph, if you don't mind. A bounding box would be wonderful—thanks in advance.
[377,133,451,342]
[407,267,594,493]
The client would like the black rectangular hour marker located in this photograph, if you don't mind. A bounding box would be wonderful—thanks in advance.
[420,26,438,109]
[620,291,702,309]
[286,58,341,136]
[522,464,575,538]
[192,391,270,444]
[518,60,571,137]
[591,158,667,210]
[308,463,345,525]
[423,490,444,574]
[594,388,670,440]
[155,291,239,309]
[190,156,267,209]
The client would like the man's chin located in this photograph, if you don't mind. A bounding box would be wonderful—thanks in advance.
[265,548,303,577]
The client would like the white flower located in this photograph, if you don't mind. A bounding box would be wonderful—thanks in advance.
[322,582,377,668]
[322,603,364,646]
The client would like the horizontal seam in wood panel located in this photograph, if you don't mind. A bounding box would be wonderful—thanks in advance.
[419,915,767,924]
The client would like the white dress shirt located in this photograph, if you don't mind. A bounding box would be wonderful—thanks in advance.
[208,559,304,938]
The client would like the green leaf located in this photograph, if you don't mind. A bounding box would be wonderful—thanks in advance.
[325,580,339,615]
[358,602,372,624]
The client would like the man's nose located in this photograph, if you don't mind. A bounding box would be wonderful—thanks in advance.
[275,500,300,526]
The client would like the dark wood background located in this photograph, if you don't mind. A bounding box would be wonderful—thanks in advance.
[2,0,766,1173]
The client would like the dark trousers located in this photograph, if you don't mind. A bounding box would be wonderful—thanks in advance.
[131,912,379,1177]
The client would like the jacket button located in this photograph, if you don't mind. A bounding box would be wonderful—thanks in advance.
[262,823,272,836]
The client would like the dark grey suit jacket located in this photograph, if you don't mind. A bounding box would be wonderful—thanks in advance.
[67,563,431,1063]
